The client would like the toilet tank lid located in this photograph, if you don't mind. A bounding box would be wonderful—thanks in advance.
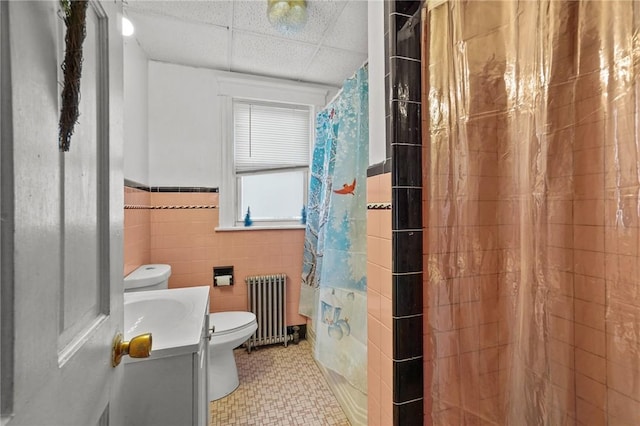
[124,264,172,290]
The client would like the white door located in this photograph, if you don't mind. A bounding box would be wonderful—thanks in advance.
[1,1,126,425]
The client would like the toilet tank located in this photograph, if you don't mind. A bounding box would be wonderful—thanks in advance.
[124,264,172,292]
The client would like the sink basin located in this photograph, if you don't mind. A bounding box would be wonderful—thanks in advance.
[124,286,210,359]
[125,298,190,334]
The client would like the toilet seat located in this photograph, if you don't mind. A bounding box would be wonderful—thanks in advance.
[210,311,256,336]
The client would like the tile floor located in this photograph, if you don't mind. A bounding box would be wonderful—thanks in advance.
[209,339,351,426]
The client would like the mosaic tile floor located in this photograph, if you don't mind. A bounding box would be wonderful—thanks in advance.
[209,339,351,426]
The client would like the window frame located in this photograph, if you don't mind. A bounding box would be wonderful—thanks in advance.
[235,166,309,226]
[232,99,312,226]
[215,72,331,230]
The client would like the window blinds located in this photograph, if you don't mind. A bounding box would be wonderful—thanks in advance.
[234,101,310,173]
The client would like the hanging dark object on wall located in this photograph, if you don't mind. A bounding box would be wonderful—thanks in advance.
[58,0,88,152]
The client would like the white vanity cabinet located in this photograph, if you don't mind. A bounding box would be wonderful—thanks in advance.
[122,286,210,426]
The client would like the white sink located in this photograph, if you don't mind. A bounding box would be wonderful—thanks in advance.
[124,286,210,359]
[122,286,210,425]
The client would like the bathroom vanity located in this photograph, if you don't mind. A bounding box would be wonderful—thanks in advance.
[122,286,210,426]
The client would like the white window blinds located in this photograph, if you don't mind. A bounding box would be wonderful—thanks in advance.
[234,101,310,173]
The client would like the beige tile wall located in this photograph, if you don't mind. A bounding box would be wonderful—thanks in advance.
[124,189,306,325]
[124,187,151,276]
[366,173,393,426]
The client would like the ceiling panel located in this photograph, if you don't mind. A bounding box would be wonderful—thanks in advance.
[302,46,367,87]
[230,31,317,80]
[126,0,232,28]
[321,0,368,53]
[123,0,368,88]
[129,11,230,70]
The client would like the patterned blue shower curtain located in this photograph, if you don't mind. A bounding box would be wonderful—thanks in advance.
[299,65,368,392]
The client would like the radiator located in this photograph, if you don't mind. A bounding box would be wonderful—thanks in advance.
[246,274,288,351]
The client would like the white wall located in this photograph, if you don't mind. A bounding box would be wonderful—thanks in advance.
[123,37,149,185]
[147,61,335,190]
[148,61,221,187]
[368,0,386,166]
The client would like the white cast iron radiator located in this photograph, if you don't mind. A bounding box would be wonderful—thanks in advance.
[246,274,288,351]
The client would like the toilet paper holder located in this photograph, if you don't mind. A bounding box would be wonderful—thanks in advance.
[213,266,234,287]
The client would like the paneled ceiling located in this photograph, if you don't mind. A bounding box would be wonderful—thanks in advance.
[124,0,368,87]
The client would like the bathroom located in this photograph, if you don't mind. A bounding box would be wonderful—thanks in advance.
[3,0,640,425]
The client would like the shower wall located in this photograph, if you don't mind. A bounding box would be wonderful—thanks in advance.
[424,1,640,424]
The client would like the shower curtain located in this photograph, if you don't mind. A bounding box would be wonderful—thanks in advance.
[299,65,368,392]
[425,1,640,424]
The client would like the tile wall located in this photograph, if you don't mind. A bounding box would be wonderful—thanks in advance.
[367,1,424,425]
[124,186,150,275]
[366,173,394,426]
[124,185,306,325]
[387,2,425,425]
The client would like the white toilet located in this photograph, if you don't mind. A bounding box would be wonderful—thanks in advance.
[208,311,258,401]
[124,264,171,292]
[124,265,257,402]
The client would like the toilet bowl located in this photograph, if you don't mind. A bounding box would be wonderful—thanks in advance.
[208,311,258,401]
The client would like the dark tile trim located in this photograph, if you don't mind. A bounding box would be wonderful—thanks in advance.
[367,161,385,177]
[390,100,422,145]
[367,203,392,210]
[391,12,413,36]
[384,159,393,174]
[392,230,422,274]
[384,32,390,70]
[394,11,422,61]
[367,160,393,177]
[393,315,424,359]
[124,204,218,210]
[390,59,422,103]
[124,179,150,191]
[392,145,422,187]
[149,186,219,193]
[384,157,393,173]
[386,13,396,58]
[392,187,422,230]
[392,272,423,317]
[390,1,422,16]
[393,357,424,403]
[393,399,424,426]
[385,114,392,157]
[386,1,424,424]
[124,180,220,193]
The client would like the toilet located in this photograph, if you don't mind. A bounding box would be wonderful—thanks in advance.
[208,311,258,401]
[124,264,171,292]
[124,265,257,402]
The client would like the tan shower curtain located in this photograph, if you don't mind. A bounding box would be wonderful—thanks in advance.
[425,1,640,424]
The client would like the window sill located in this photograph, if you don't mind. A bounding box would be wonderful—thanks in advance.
[215,225,306,232]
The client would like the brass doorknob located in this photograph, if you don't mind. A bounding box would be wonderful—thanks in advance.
[112,332,152,367]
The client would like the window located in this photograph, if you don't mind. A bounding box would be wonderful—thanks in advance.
[216,73,328,230]
[232,100,311,225]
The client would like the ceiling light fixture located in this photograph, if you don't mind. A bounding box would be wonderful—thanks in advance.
[122,16,134,37]
[267,0,308,35]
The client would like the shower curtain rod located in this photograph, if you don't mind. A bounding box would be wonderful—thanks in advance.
[325,60,369,108]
